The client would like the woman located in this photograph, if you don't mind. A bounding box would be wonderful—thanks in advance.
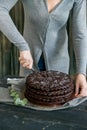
[0,0,87,97]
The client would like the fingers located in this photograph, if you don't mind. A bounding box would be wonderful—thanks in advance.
[74,74,87,98]
[75,91,87,98]
[75,83,79,97]
[19,50,33,69]
[19,59,33,69]
[75,83,87,98]
[19,57,33,69]
[21,62,30,68]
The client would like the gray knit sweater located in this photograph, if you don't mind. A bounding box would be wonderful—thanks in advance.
[0,0,87,76]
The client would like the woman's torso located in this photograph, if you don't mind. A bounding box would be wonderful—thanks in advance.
[20,0,75,75]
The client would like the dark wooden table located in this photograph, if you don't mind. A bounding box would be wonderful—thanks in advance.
[0,78,87,130]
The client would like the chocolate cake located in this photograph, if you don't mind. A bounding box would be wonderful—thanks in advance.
[25,71,75,106]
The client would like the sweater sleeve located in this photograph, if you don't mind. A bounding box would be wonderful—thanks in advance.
[0,0,30,51]
[71,0,87,75]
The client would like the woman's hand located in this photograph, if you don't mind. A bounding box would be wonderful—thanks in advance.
[75,74,87,98]
[19,50,33,69]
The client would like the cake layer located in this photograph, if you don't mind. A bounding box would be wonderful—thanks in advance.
[25,93,73,106]
[26,81,73,92]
